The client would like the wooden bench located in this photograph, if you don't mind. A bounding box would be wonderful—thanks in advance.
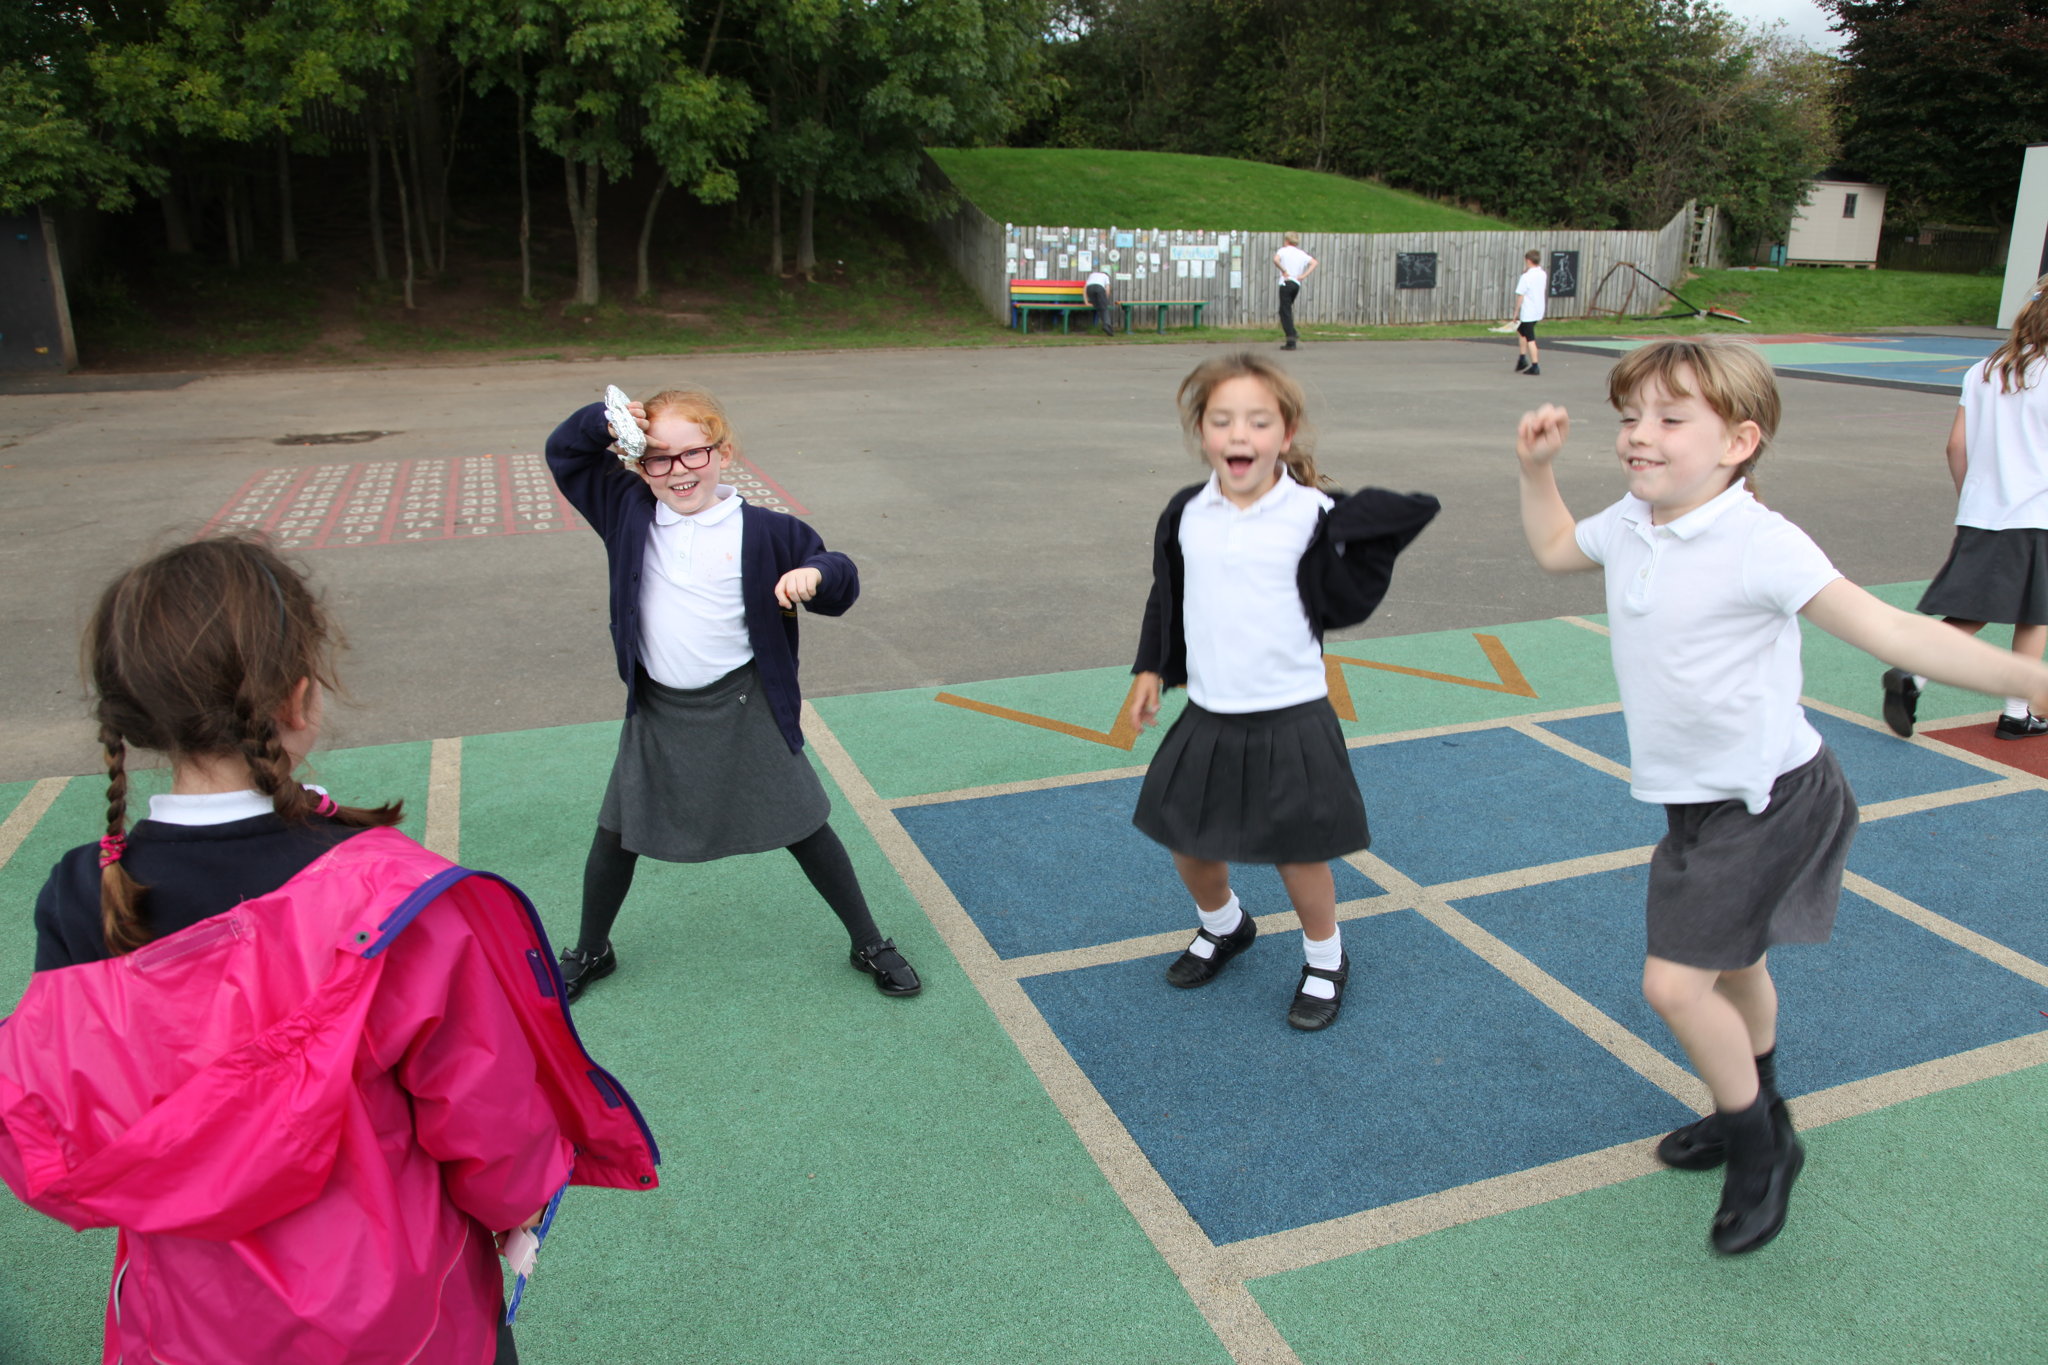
[1117,300,1208,333]
[1009,279,1100,333]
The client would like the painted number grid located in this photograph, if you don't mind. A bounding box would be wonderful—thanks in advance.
[204,453,808,550]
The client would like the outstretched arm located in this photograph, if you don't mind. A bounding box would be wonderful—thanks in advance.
[1515,405,1599,574]
[1801,579,2048,713]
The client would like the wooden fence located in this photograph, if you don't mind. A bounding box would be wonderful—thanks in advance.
[923,157,1695,328]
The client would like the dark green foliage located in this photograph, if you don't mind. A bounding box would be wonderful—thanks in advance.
[1825,0,2048,226]
[1033,0,1836,245]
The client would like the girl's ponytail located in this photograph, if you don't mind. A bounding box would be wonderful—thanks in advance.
[98,726,151,954]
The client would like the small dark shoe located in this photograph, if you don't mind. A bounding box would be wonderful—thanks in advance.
[1881,667,1921,737]
[1710,1113,1805,1255]
[1286,953,1350,1032]
[851,938,922,997]
[1995,712,2048,740]
[1657,1094,1785,1170]
[558,943,616,1003]
[1281,339,1298,350]
[1525,364,1541,376]
[1165,913,1257,988]
[1515,356,1530,372]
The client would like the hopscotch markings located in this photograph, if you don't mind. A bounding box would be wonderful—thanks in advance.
[932,635,1536,749]
[803,701,1302,1365]
[200,452,810,548]
[0,777,68,875]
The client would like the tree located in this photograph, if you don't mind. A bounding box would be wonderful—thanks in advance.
[1825,0,2048,225]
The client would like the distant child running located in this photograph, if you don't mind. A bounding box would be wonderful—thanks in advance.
[546,388,921,1001]
[1884,274,2048,740]
[1505,249,1547,376]
[1513,337,2048,1254]
[1129,353,1439,1029]
[1,536,657,1364]
[1273,233,1318,351]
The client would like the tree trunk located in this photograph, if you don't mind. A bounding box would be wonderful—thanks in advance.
[770,178,784,276]
[237,174,256,265]
[637,170,669,300]
[515,87,531,305]
[796,182,816,280]
[224,177,241,269]
[403,105,433,278]
[388,139,416,310]
[276,133,298,263]
[412,43,447,274]
[367,116,388,282]
[564,156,601,307]
[160,179,192,255]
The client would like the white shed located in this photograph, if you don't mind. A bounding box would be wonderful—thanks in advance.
[1786,179,1886,267]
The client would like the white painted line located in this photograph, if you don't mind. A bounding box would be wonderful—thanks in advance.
[424,737,462,862]
[0,777,68,874]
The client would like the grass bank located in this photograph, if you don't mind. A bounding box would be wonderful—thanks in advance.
[928,148,1510,234]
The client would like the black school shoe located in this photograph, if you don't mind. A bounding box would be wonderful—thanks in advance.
[1995,712,2048,739]
[1286,953,1350,1032]
[558,943,616,1003]
[1881,667,1921,737]
[1710,1107,1805,1255]
[851,938,922,996]
[1656,1092,1787,1170]
[1165,913,1258,988]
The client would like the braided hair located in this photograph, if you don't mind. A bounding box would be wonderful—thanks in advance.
[85,534,401,953]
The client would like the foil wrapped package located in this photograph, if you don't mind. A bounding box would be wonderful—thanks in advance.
[603,385,645,464]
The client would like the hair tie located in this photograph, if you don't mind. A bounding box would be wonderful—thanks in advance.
[312,791,338,817]
[98,833,127,868]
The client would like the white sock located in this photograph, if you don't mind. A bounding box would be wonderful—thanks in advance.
[1187,894,1243,959]
[1300,928,1343,999]
[1913,674,1928,689]
[2004,696,2031,719]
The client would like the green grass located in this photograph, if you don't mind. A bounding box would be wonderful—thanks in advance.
[928,147,1511,233]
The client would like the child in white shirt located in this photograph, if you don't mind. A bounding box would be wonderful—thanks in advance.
[1514,337,2048,1254]
[1505,249,1547,376]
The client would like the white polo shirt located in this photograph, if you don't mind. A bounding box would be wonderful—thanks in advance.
[1574,481,1840,813]
[1516,267,1548,322]
[1275,245,1314,286]
[639,486,754,689]
[1181,472,1333,713]
[1956,357,2048,530]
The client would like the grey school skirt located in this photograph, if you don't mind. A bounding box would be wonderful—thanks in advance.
[1917,525,2048,624]
[1645,746,1859,971]
[1132,696,1370,864]
[599,664,830,863]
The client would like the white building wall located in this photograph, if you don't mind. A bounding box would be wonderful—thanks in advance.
[1786,181,1886,264]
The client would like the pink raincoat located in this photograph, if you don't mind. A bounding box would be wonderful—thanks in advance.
[0,827,659,1364]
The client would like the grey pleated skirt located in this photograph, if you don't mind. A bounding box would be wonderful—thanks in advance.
[1645,746,1859,971]
[599,664,830,863]
[1132,696,1370,864]
[1917,525,2048,624]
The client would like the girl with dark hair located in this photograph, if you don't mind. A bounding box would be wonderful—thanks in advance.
[3,534,657,1364]
[1128,352,1439,1030]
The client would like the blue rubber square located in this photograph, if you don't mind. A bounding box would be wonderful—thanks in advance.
[1536,710,1994,807]
[896,777,1380,960]
[1349,728,1662,886]
[1020,910,1697,1244]
[1849,790,2048,966]
[1452,867,2048,1094]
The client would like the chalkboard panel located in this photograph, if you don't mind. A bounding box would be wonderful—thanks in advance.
[1549,250,1580,298]
[1395,252,1438,290]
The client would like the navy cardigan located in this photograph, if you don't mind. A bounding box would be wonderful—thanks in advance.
[1134,481,1441,687]
[546,402,858,752]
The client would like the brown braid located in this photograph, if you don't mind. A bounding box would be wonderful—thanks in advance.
[83,535,404,956]
[98,727,152,954]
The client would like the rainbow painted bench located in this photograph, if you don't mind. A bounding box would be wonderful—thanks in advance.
[1009,279,1100,333]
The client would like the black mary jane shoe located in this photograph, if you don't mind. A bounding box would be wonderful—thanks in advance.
[1995,712,2048,740]
[1657,1093,1786,1171]
[1286,953,1350,1032]
[1710,1112,1805,1255]
[1881,667,1921,738]
[851,938,922,997]
[558,943,616,1003]
[1165,913,1258,988]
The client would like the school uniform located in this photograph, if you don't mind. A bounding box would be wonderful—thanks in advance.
[1131,474,1438,863]
[1515,265,1548,340]
[1575,479,1860,970]
[1918,356,2048,625]
[546,403,855,861]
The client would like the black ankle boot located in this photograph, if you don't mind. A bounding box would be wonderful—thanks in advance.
[1657,1050,1783,1169]
[1710,1093,1803,1254]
